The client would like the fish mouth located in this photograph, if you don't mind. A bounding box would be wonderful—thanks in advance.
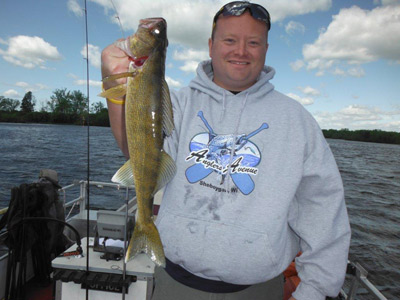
[139,18,166,30]
[133,17,167,48]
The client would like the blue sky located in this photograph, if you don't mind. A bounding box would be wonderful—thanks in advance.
[0,0,399,131]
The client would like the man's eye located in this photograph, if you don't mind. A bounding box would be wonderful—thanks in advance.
[249,41,260,46]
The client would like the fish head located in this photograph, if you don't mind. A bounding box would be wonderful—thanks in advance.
[127,18,167,65]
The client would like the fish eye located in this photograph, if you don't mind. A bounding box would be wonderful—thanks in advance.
[154,29,160,35]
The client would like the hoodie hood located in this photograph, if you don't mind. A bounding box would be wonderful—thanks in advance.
[189,60,276,103]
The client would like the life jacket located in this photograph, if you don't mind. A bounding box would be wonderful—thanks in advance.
[283,252,302,300]
[0,177,69,300]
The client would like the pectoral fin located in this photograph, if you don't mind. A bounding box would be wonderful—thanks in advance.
[111,160,135,187]
[98,83,127,99]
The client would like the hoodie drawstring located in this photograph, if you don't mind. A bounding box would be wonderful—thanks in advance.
[219,91,227,122]
[224,92,249,193]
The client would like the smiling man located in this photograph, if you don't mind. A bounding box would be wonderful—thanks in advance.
[102,2,351,300]
[209,9,269,92]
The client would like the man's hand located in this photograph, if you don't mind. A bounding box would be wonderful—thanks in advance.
[101,39,131,159]
[101,40,131,94]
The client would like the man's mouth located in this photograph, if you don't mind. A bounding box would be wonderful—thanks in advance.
[229,61,249,65]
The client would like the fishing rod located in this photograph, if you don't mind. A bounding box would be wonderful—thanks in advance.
[82,1,129,299]
[107,3,129,298]
[83,0,90,299]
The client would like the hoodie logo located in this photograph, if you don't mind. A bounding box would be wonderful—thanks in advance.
[185,111,268,195]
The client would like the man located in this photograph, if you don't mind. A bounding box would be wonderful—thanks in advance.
[101,2,351,299]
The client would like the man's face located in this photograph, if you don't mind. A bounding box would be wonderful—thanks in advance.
[209,11,269,92]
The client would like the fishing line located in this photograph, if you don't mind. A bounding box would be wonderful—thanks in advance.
[83,0,90,300]
[110,0,126,39]
[109,2,129,299]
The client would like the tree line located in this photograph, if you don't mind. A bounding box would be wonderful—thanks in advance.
[1,90,399,145]
[0,89,109,126]
[323,128,400,145]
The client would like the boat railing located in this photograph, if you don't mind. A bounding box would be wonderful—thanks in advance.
[59,180,137,221]
[341,261,388,300]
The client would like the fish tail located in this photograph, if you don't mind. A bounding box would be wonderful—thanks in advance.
[125,220,166,267]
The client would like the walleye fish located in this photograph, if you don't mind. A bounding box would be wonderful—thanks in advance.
[100,18,175,267]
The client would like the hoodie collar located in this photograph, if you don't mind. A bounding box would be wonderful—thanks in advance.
[189,59,276,103]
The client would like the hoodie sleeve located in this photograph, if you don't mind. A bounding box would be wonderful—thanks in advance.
[290,127,351,300]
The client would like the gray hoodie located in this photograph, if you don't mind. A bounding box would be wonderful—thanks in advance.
[156,60,351,300]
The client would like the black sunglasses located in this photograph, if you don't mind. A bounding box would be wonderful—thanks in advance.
[212,1,271,31]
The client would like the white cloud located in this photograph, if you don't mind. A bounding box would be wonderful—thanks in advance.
[267,0,332,22]
[0,35,62,69]
[67,0,83,17]
[299,86,320,96]
[290,59,305,71]
[314,104,400,131]
[91,0,332,48]
[173,49,209,73]
[15,82,29,88]
[302,5,400,75]
[347,67,365,78]
[3,89,19,98]
[332,67,345,76]
[173,49,209,62]
[166,76,183,89]
[81,44,101,68]
[13,81,49,92]
[285,21,305,35]
[331,65,365,77]
[75,79,102,87]
[35,83,50,90]
[287,92,314,105]
[179,61,200,73]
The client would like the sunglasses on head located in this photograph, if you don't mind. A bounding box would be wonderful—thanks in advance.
[212,1,271,31]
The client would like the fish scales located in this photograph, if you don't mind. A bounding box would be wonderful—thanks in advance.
[127,53,164,240]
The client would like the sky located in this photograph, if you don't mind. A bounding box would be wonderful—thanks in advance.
[0,0,399,131]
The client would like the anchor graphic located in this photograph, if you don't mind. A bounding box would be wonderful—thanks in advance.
[185,111,268,195]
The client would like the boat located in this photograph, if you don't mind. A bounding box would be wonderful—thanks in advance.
[0,172,389,300]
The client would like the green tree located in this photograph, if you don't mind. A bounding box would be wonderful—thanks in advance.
[70,90,88,116]
[90,101,105,114]
[20,91,36,113]
[0,96,20,111]
[48,88,72,114]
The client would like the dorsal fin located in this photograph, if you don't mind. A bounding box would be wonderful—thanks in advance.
[153,151,176,195]
[162,79,174,136]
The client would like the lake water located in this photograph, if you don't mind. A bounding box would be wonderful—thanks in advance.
[0,123,399,298]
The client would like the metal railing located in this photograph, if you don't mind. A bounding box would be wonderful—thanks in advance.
[341,261,388,300]
[59,180,137,221]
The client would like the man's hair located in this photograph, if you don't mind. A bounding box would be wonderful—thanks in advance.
[211,2,271,40]
[211,9,269,41]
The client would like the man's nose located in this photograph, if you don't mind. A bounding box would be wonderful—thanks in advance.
[234,40,247,56]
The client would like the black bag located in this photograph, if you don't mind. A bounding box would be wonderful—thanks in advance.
[0,178,69,300]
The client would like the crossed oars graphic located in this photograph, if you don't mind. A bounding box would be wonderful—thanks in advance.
[185,111,268,195]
